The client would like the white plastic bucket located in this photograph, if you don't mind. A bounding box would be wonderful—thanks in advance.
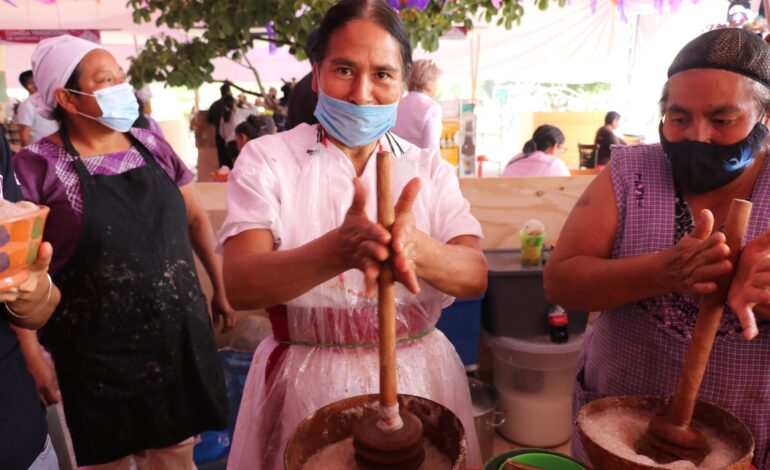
[484,330,583,447]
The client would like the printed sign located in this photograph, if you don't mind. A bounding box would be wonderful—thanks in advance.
[0,30,100,44]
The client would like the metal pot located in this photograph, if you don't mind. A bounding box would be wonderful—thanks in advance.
[470,377,506,463]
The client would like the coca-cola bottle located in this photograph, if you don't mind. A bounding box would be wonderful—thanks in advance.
[548,305,569,344]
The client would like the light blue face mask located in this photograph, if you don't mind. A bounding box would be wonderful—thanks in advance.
[313,90,398,147]
[68,82,139,133]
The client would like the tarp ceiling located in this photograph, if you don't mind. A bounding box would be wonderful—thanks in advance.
[0,0,727,90]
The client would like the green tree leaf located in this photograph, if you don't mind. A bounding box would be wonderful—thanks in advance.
[128,0,565,89]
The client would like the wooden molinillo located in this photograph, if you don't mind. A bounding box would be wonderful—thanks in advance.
[351,151,425,469]
[637,199,752,464]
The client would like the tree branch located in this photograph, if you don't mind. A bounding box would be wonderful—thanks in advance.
[219,79,263,97]
[241,52,267,97]
[250,33,301,49]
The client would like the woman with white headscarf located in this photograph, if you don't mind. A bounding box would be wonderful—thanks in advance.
[12,35,233,469]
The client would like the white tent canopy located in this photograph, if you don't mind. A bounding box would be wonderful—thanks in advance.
[0,0,728,91]
[418,0,726,86]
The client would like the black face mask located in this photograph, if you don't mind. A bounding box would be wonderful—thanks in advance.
[659,122,769,194]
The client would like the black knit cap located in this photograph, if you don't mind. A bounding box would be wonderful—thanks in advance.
[668,28,770,87]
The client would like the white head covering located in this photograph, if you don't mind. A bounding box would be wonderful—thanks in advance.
[31,34,104,119]
[135,86,153,104]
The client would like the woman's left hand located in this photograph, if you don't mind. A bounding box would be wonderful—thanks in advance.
[727,229,770,340]
[212,288,236,333]
[391,178,422,294]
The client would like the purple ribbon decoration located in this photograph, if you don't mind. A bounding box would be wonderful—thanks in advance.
[388,0,431,11]
[266,21,276,55]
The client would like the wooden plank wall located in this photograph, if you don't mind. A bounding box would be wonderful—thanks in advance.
[193,175,597,344]
[195,176,597,252]
[459,176,595,250]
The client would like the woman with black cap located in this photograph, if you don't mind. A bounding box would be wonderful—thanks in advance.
[545,28,770,468]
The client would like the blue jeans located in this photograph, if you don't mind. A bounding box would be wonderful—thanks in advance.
[28,435,58,470]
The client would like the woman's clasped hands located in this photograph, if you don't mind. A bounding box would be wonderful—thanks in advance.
[336,177,422,297]
[666,209,732,298]
[665,208,770,340]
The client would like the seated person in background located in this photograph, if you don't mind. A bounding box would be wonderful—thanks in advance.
[593,110,626,166]
[234,115,277,153]
[502,124,570,177]
[392,59,443,150]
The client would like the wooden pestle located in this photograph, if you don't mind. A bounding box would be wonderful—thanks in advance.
[376,150,398,417]
[638,198,752,464]
[351,151,425,469]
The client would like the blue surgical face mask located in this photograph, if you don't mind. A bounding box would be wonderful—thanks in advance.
[313,90,398,147]
[67,82,139,133]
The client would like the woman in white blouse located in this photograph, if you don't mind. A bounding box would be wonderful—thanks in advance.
[219,1,487,468]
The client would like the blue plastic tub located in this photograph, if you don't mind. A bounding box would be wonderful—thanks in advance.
[220,349,255,436]
[193,431,230,464]
[193,348,255,465]
[438,296,483,366]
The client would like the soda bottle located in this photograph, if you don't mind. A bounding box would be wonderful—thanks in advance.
[548,305,569,344]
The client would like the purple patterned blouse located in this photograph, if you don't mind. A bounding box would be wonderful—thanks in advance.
[13,128,194,276]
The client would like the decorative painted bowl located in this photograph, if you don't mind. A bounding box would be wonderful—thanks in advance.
[0,204,49,288]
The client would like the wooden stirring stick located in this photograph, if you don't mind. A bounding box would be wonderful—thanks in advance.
[376,150,398,422]
[638,198,752,464]
[351,151,425,470]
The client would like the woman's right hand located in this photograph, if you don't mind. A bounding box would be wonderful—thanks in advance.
[665,209,732,296]
[336,178,392,297]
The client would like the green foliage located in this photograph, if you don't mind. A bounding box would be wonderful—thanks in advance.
[127,0,567,89]
[566,82,611,94]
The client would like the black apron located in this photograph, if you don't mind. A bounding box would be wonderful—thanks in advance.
[43,128,227,465]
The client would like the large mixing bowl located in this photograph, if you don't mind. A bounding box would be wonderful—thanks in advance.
[284,393,466,469]
[577,395,754,470]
